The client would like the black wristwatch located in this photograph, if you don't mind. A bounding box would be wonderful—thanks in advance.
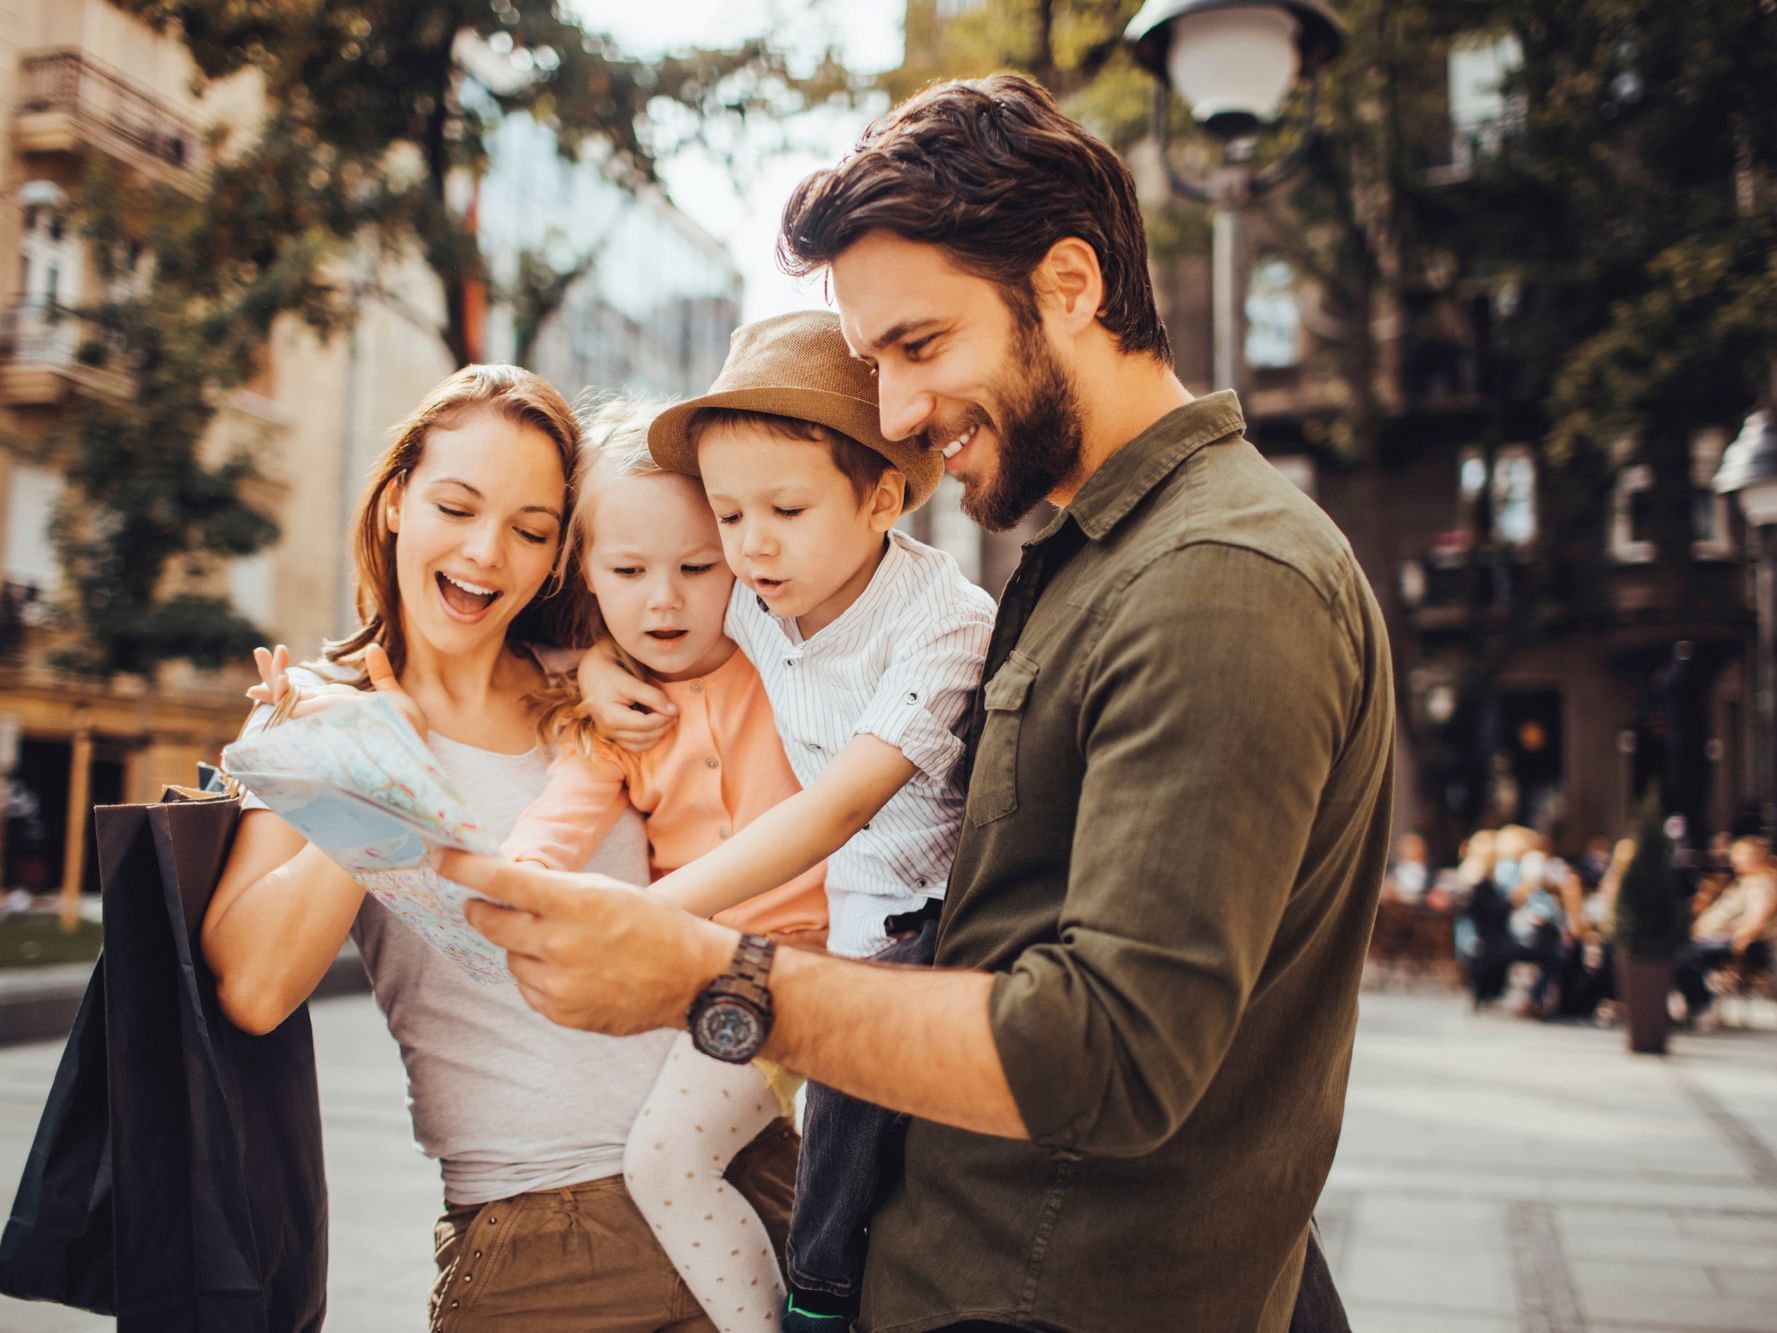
[687,933,776,1063]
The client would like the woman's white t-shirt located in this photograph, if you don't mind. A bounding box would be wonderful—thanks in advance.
[245,667,669,1205]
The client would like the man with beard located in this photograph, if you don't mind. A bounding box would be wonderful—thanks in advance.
[449,73,1393,1332]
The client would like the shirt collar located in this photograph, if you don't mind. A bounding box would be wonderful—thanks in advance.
[765,529,916,654]
[1028,391,1246,547]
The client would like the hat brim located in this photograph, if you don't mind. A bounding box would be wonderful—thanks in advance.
[648,386,942,512]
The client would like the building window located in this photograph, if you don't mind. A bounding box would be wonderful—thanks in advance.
[4,464,66,592]
[1610,464,1655,563]
[1458,444,1536,547]
[1446,33,1523,174]
[1609,432,1737,563]
[1690,428,1735,559]
[1244,255,1301,370]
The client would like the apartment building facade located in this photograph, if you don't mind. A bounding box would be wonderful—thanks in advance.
[1152,31,1755,855]
[0,0,452,901]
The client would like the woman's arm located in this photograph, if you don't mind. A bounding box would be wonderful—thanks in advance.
[203,810,367,1035]
[649,734,916,918]
[204,640,417,1034]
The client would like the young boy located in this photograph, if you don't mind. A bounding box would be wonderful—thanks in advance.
[634,310,996,1327]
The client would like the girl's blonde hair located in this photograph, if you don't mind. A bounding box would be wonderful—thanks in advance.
[327,364,591,682]
[534,393,683,752]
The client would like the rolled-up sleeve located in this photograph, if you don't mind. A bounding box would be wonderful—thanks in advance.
[853,608,993,788]
[988,544,1358,1155]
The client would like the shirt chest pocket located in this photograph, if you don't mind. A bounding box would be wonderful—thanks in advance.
[967,650,1039,828]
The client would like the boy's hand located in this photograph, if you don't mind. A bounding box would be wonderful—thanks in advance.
[577,640,676,753]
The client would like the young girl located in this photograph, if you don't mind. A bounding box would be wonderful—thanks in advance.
[206,366,798,1332]
[502,397,825,1332]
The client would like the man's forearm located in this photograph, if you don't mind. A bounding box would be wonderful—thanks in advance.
[763,946,1029,1140]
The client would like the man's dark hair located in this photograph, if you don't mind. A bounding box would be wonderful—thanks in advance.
[777,72,1171,364]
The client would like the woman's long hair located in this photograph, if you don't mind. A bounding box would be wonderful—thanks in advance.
[325,363,591,683]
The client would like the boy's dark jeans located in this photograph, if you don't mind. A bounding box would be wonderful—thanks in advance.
[785,911,939,1307]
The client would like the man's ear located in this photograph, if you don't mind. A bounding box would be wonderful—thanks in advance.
[1033,237,1104,337]
[868,469,907,534]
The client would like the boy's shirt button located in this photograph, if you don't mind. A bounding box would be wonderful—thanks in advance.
[689,680,704,694]
[705,756,720,769]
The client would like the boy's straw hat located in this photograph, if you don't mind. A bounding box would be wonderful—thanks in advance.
[647,310,943,511]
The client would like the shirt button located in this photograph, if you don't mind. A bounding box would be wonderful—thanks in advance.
[786,658,798,667]
[689,680,704,694]
[719,826,731,839]
[705,755,719,769]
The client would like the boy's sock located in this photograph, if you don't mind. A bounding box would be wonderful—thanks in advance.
[783,1285,857,1331]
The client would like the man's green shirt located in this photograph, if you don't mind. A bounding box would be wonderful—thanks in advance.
[861,393,1395,1332]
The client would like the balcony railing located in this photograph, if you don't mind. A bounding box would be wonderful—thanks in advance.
[0,582,51,666]
[0,302,136,404]
[16,49,206,175]
[0,302,128,372]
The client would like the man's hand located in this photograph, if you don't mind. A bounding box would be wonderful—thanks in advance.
[446,851,734,1033]
[577,640,676,753]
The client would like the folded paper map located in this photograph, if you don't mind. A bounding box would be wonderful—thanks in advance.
[221,694,510,985]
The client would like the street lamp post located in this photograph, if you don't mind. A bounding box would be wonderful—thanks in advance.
[1125,0,1345,394]
[1712,386,1777,836]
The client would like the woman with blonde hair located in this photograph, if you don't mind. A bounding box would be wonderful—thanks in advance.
[203,365,796,1331]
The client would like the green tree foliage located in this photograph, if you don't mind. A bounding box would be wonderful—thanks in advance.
[887,1,1221,317]
[46,1,852,679]
[1424,0,1777,642]
[120,0,853,366]
[44,156,337,678]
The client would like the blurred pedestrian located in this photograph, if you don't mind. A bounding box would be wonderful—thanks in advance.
[1673,835,1777,1027]
[1383,832,1430,904]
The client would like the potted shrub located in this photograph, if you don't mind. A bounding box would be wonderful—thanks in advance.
[1613,794,1687,1054]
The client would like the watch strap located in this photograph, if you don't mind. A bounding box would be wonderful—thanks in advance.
[730,932,776,994]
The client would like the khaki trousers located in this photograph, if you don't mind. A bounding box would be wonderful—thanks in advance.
[429,1119,798,1332]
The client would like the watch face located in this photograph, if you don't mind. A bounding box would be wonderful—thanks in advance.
[692,999,764,1063]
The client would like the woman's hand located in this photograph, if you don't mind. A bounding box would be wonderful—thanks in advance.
[576,640,676,753]
[363,643,429,740]
[245,642,428,739]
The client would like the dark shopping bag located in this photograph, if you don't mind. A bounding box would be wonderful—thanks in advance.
[0,967,115,1312]
[0,790,329,1331]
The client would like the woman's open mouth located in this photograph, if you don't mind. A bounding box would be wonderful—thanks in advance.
[435,571,502,620]
[646,629,689,643]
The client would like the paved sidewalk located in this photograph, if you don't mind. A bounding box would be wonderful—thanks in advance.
[0,992,437,1332]
[0,988,1773,1331]
[1321,991,1777,1332]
